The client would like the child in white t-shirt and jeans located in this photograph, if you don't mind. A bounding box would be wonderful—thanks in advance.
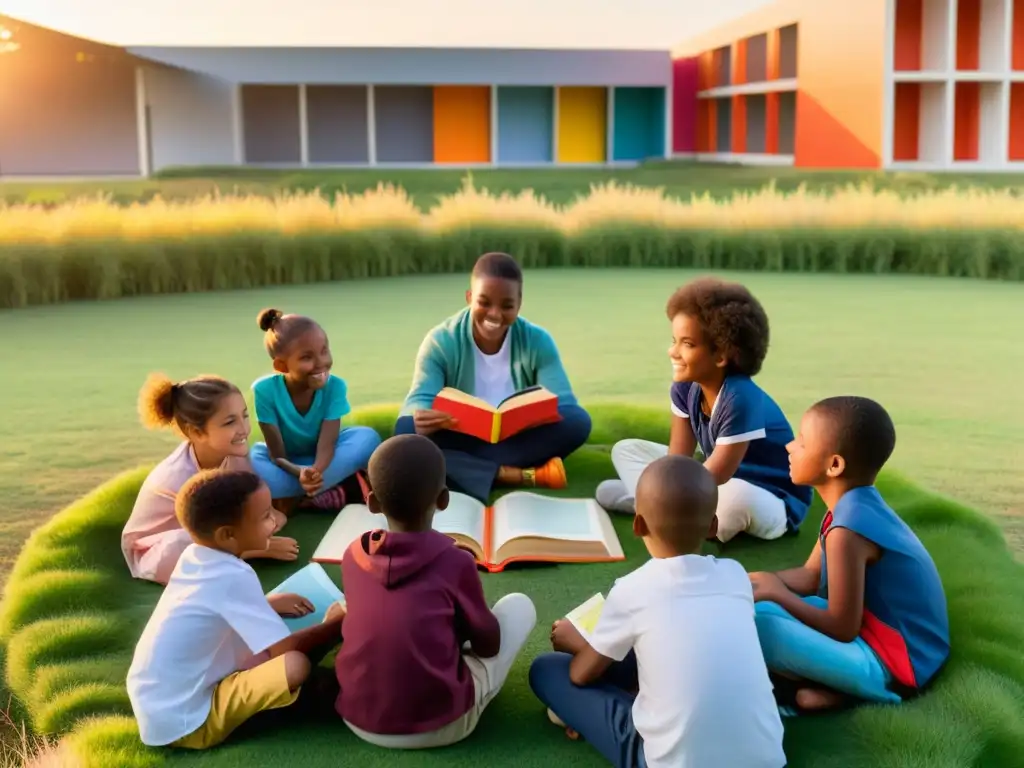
[530,455,786,768]
[127,469,345,750]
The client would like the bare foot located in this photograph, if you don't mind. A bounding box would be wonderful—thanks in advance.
[497,466,523,485]
[795,688,847,711]
[261,536,300,561]
[271,508,288,533]
[565,727,580,741]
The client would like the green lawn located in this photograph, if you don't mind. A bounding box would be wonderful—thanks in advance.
[3,406,1024,768]
[5,162,1024,208]
[2,269,1024,766]
[1,269,1022,590]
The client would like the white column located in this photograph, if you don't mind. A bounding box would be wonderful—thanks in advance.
[663,80,673,158]
[366,84,377,166]
[298,84,309,167]
[943,0,957,168]
[231,84,245,165]
[134,66,150,177]
[881,0,896,167]
[996,80,1011,167]
[490,84,499,166]
[552,86,560,164]
[606,86,615,164]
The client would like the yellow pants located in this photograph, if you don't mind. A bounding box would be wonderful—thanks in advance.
[173,655,300,750]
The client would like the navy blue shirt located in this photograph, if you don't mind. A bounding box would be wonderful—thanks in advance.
[670,376,811,531]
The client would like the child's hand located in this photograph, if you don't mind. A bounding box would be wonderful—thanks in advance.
[413,409,457,436]
[299,467,323,495]
[264,536,299,561]
[749,571,789,603]
[268,592,315,617]
[323,600,347,624]
[550,619,587,654]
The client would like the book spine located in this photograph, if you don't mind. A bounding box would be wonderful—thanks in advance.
[490,413,501,444]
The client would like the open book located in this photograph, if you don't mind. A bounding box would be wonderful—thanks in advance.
[433,386,560,443]
[311,491,624,573]
[267,562,345,633]
[566,593,605,640]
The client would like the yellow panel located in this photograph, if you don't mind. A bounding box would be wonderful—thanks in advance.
[557,87,607,163]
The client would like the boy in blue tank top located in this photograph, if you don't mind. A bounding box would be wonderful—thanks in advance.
[749,396,950,713]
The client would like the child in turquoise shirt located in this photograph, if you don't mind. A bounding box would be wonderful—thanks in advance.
[250,308,381,511]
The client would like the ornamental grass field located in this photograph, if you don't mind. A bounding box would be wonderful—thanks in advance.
[1,179,1023,308]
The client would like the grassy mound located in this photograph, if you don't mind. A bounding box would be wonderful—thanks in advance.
[2,404,1023,768]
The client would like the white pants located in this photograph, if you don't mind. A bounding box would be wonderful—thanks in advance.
[610,439,789,543]
[345,593,537,749]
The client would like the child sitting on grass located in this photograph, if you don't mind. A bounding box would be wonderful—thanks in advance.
[122,373,298,585]
[250,308,381,512]
[749,396,950,714]
[597,277,812,543]
[334,433,537,749]
[530,454,785,768]
[127,469,345,750]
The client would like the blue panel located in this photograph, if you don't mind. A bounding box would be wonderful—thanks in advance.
[612,87,666,162]
[497,86,553,163]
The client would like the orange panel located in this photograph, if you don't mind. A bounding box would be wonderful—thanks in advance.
[767,29,781,79]
[673,0,887,168]
[893,83,920,161]
[1014,0,1024,70]
[956,0,981,70]
[953,82,980,160]
[895,0,923,70]
[732,95,747,152]
[1010,84,1024,159]
[433,86,491,163]
[766,92,780,153]
[734,39,747,85]
[698,51,714,90]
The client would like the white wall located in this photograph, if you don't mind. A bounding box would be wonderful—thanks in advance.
[979,81,1006,162]
[143,65,236,172]
[979,0,1009,71]
[922,0,951,71]
[919,82,948,161]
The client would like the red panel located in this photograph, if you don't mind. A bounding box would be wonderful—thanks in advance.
[893,83,920,161]
[956,0,981,70]
[672,58,699,153]
[894,0,923,71]
[1009,84,1024,159]
[954,82,980,160]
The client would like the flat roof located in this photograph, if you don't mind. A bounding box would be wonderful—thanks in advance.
[128,46,672,86]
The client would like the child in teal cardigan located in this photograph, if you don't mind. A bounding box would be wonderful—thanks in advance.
[396,252,591,501]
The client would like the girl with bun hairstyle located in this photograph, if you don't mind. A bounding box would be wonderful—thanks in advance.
[250,308,381,510]
[122,373,298,585]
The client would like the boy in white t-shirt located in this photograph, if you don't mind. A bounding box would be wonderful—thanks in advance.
[529,455,786,768]
[127,469,345,750]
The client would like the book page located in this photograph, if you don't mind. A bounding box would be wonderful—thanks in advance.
[566,593,605,639]
[497,386,553,413]
[432,492,486,547]
[267,563,345,633]
[435,387,497,413]
[312,504,388,562]
[491,492,603,552]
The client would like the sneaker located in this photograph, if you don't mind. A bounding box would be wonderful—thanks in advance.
[547,708,566,727]
[596,479,635,514]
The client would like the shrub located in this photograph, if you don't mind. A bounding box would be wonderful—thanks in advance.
[0,181,1022,309]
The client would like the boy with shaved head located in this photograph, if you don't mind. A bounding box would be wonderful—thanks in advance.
[530,455,785,768]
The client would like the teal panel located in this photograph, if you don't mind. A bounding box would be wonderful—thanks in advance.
[612,87,665,162]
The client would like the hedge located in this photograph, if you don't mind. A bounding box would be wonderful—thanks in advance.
[1,183,1022,309]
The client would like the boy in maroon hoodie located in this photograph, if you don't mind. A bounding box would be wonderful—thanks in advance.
[335,433,537,748]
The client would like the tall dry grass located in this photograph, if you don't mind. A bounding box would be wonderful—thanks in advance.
[1,179,1022,245]
[1,179,1021,309]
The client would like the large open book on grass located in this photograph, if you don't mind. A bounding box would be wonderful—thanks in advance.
[311,491,624,573]
[433,386,560,443]
[267,562,345,633]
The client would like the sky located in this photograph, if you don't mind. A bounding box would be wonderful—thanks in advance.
[0,0,770,48]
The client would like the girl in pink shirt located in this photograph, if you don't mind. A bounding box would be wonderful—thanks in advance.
[121,373,299,584]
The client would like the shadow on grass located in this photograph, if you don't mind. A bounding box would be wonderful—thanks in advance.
[1,404,1022,768]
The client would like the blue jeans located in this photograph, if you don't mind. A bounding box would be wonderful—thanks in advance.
[394,404,592,502]
[755,596,902,704]
[529,652,646,768]
[250,426,381,499]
